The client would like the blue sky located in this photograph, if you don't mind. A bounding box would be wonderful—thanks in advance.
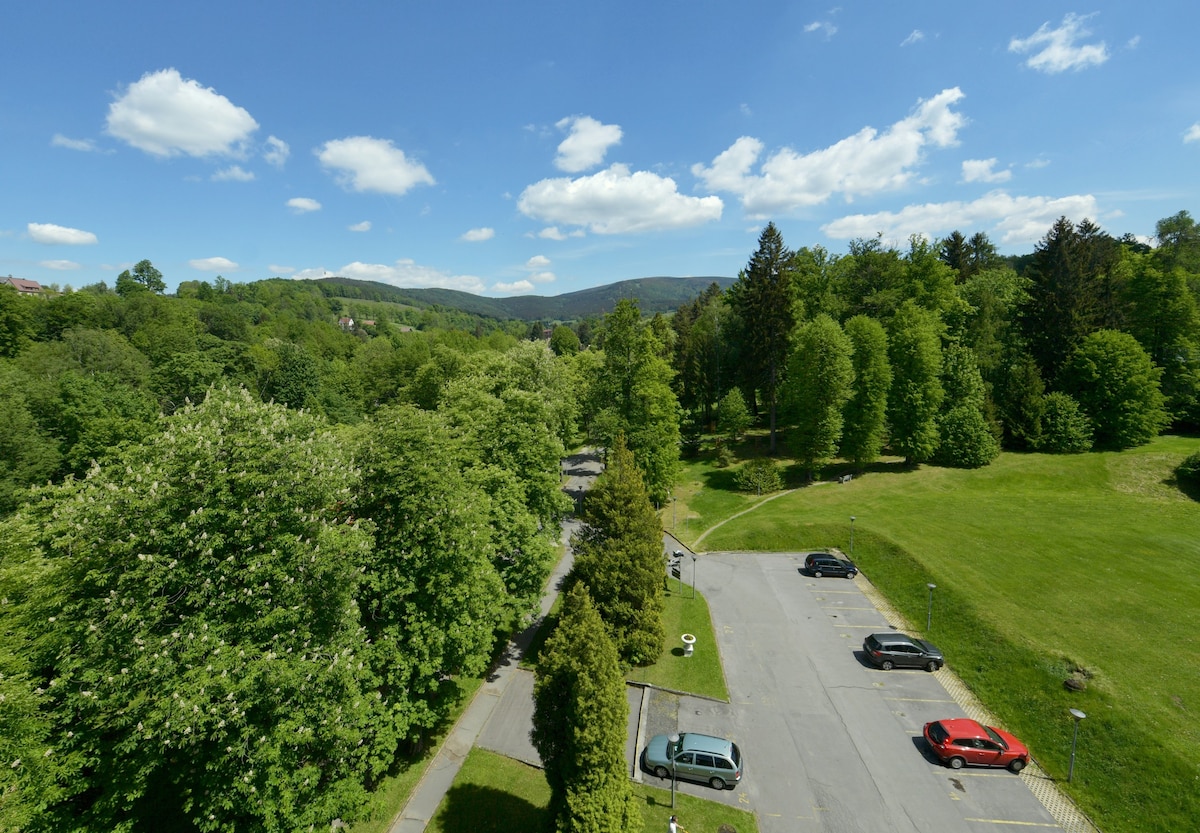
[3,2,1198,296]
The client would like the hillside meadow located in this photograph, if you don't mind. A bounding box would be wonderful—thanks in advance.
[670,434,1200,833]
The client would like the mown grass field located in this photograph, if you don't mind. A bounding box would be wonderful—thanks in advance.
[671,433,1200,833]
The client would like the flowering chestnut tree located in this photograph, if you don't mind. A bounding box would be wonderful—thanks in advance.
[2,388,380,832]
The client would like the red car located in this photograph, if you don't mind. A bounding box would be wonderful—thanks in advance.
[923,718,1030,773]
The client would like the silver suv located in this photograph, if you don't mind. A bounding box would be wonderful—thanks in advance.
[642,732,743,790]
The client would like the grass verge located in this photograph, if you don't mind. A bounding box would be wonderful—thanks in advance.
[625,585,730,701]
[347,676,484,833]
[427,748,758,833]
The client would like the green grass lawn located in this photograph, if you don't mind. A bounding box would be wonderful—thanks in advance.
[625,583,730,700]
[427,748,758,833]
[672,434,1200,833]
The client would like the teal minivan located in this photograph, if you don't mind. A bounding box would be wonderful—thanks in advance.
[643,732,743,790]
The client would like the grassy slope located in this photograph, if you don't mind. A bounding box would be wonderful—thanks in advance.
[679,435,1200,833]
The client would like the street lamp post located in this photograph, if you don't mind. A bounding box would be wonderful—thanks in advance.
[1068,709,1087,782]
[850,516,856,556]
[691,554,697,600]
[669,733,680,807]
[926,583,937,632]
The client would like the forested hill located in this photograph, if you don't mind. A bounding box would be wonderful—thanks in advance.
[317,275,735,320]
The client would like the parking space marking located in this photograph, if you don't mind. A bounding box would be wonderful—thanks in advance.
[962,819,1061,827]
[884,696,956,703]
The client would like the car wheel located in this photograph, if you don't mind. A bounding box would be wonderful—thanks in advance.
[926,660,940,672]
[948,756,966,770]
[846,571,857,579]
[709,776,727,790]
[813,570,823,578]
[1009,758,1027,773]
[653,766,669,779]
[880,660,894,671]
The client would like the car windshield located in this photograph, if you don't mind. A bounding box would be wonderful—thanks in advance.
[730,743,741,766]
[927,722,949,744]
[983,725,1008,749]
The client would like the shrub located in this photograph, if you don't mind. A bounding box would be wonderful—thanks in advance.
[1177,450,1200,495]
[1038,391,1092,453]
[734,457,782,494]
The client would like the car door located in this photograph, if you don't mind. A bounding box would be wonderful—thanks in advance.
[694,753,716,781]
[897,643,921,668]
[674,752,697,780]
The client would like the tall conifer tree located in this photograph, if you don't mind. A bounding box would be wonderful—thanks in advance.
[531,584,641,833]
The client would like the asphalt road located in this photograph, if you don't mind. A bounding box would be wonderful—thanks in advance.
[644,550,1066,833]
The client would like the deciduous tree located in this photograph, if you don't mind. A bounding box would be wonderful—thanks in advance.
[781,314,854,478]
[841,315,891,468]
[1060,329,1168,449]
[887,302,944,464]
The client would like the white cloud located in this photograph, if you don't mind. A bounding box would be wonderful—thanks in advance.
[1185,124,1200,143]
[330,259,486,293]
[519,163,723,234]
[213,165,255,182]
[529,271,555,284]
[804,20,837,38]
[287,197,321,213]
[961,158,1012,184]
[694,88,967,216]
[526,254,551,269]
[538,227,568,240]
[263,135,289,167]
[189,256,238,272]
[820,190,1100,247]
[269,264,295,275]
[40,259,82,270]
[316,136,435,196]
[28,222,98,245]
[51,134,98,152]
[554,115,623,173]
[348,221,372,232]
[1009,13,1109,74]
[901,30,925,47]
[492,280,535,294]
[106,68,259,157]
[461,227,495,241]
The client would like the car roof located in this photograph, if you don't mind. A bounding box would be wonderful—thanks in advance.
[679,732,734,756]
[934,718,987,738]
[869,632,918,646]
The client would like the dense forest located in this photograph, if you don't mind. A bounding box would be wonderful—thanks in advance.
[1,209,1198,830]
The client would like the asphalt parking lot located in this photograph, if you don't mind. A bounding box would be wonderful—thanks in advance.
[640,550,1070,833]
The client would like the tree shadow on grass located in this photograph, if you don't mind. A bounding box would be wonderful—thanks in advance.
[434,783,549,833]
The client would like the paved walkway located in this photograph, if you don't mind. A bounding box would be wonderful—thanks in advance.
[387,451,601,832]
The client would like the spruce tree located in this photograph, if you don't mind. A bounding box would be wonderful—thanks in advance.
[570,436,665,666]
[531,584,641,833]
[727,222,796,453]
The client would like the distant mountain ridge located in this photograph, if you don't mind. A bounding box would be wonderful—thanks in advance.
[317,275,735,321]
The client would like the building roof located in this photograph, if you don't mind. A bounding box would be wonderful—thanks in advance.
[3,277,43,294]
